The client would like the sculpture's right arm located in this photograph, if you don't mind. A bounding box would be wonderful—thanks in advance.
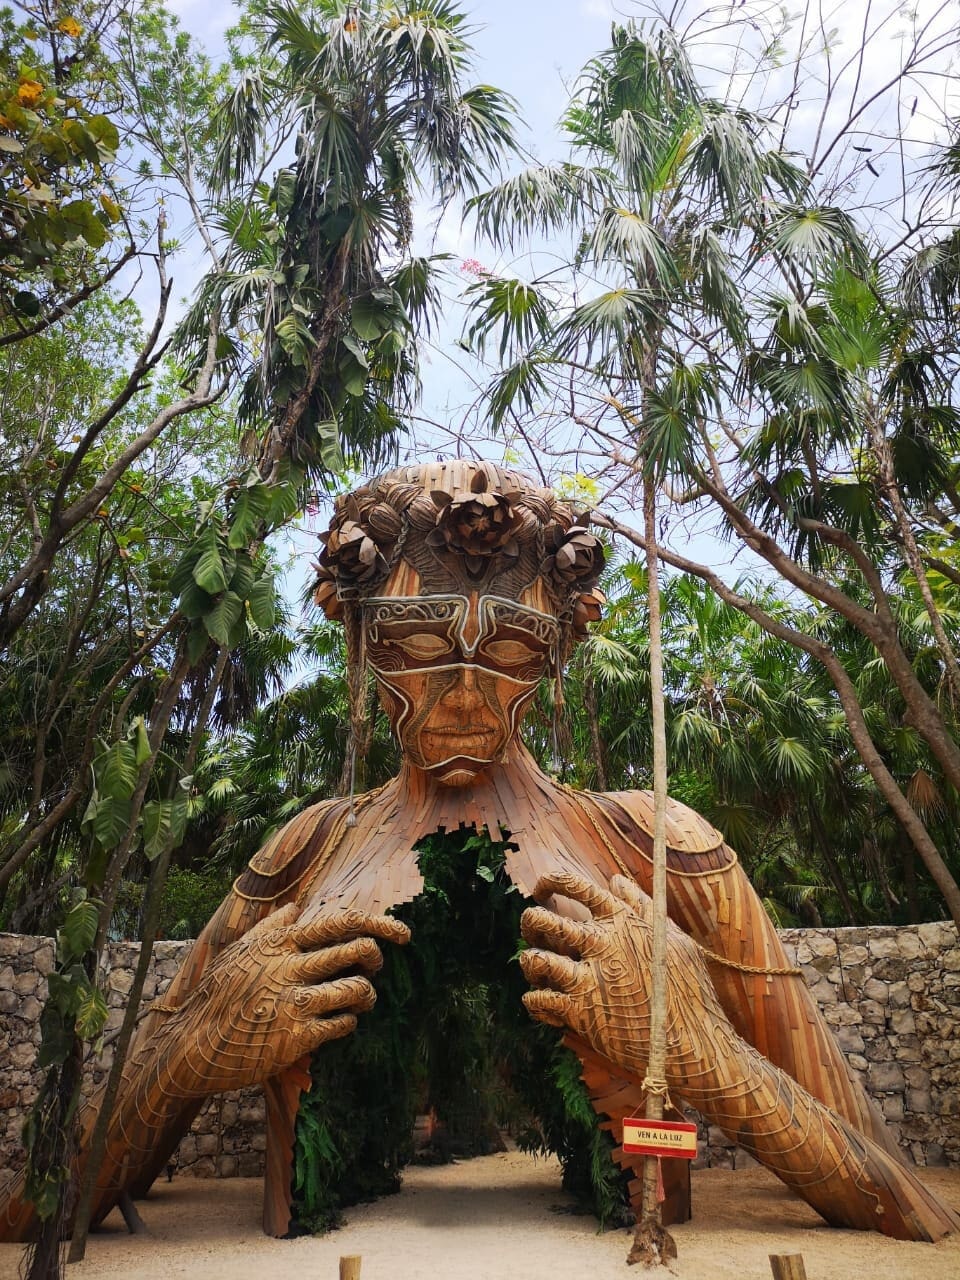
[1,901,409,1239]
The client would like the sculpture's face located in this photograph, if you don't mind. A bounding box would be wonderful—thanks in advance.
[364,590,559,786]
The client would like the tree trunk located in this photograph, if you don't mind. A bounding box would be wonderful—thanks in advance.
[628,478,676,1268]
[583,669,608,791]
[805,805,859,926]
[67,647,229,1263]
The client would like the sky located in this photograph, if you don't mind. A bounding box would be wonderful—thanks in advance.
[157,0,959,600]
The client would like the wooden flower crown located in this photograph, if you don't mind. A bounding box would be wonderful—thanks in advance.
[313,461,606,641]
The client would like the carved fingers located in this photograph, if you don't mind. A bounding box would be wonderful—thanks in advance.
[167,906,411,1095]
[520,906,594,958]
[522,988,579,1030]
[293,975,377,1018]
[291,935,386,983]
[519,871,653,1062]
[288,908,411,951]
[531,871,620,918]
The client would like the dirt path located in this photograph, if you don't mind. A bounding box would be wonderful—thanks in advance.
[2,1152,959,1280]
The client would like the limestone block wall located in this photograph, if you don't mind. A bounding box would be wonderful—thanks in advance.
[1,921,958,1181]
[697,921,960,1169]
[0,933,264,1181]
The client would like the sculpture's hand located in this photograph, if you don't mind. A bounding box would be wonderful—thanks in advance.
[163,904,410,1096]
[519,871,706,1083]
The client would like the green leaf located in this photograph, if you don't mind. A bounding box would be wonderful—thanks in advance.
[203,590,244,645]
[340,331,369,369]
[142,798,178,861]
[317,420,344,472]
[59,898,100,962]
[169,544,201,595]
[264,479,302,528]
[13,289,40,316]
[23,1169,62,1219]
[179,579,215,619]
[340,357,367,397]
[191,524,229,594]
[88,793,132,850]
[351,293,392,340]
[133,717,151,766]
[227,485,270,548]
[186,623,210,666]
[229,552,256,599]
[75,981,108,1040]
[59,199,108,248]
[247,575,275,630]
[96,741,138,801]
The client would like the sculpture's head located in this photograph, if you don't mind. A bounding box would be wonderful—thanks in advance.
[314,461,605,786]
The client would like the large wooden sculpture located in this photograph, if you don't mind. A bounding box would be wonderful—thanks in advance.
[2,460,957,1245]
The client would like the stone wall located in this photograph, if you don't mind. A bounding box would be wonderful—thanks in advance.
[0,933,265,1181]
[2,921,958,1181]
[697,921,960,1169]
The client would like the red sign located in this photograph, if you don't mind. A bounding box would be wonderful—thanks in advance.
[622,1118,698,1159]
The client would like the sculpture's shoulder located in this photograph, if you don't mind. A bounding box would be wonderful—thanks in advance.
[586,788,738,875]
[233,794,355,904]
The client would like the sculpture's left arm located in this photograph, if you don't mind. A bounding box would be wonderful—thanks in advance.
[585,789,897,1156]
[520,872,959,1243]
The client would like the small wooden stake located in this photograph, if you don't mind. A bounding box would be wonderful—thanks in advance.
[339,1256,362,1280]
[117,1190,147,1235]
[769,1255,807,1280]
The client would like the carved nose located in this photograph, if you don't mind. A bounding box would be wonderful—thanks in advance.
[441,666,484,712]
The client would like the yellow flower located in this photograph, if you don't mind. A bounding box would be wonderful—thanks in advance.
[17,80,44,108]
[57,17,83,38]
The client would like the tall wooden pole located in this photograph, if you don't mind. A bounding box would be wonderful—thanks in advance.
[628,477,677,1267]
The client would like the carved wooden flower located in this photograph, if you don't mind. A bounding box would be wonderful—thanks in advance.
[312,564,343,620]
[544,523,605,588]
[572,586,606,638]
[427,470,523,575]
[321,519,387,586]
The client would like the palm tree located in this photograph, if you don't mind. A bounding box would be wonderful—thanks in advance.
[464,15,960,929]
[190,0,516,487]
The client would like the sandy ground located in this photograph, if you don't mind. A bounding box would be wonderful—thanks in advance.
[2,1152,959,1280]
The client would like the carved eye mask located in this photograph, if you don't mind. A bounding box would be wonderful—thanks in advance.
[364,595,559,681]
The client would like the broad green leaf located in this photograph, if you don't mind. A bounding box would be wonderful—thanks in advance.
[179,579,214,619]
[247,575,275,630]
[229,553,255,599]
[264,479,302,527]
[203,590,244,645]
[13,289,40,315]
[142,798,174,860]
[340,331,369,368]
[340,357,367,397]
[317,419,344,471]
[75,981,108,1040]
[89,793,132,850]
[191,524,229,594]
[96,741,138,801]
[23,1169,62,1219]
[351,293,391,340]
[186,623,210,666]
[133,717,151,766]
[227,485,270,548]
[59,898,100,962]
[169,545,201,595]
